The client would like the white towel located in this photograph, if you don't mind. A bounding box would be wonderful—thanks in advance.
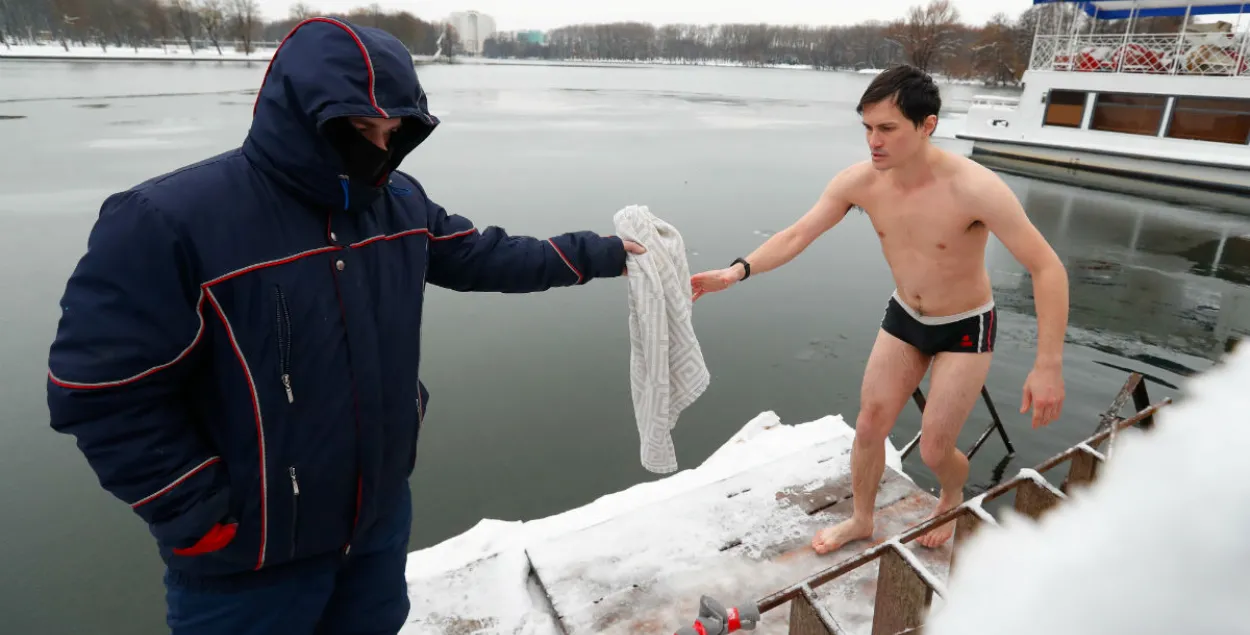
[613,205,710,474]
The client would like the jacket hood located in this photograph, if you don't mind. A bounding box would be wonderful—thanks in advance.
[242,17,440,211]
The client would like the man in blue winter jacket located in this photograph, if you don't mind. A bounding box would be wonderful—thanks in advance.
[45,17,642,635]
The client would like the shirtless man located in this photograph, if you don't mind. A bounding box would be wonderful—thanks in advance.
[690,65,1069,551]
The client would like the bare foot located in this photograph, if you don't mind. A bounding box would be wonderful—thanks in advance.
[916,491,964,549]
[811,517,874,555]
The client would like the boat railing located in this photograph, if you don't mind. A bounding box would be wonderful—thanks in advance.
[1030,31,1250,77]
[968,95,1021,109]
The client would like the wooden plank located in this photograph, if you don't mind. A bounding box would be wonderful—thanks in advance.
[1096,373,1142,434]
[525,435,948,635]
[1062,448,1101,493]
[1015,479,1062,520]
[778,468,918,516]
[789,592,834,635]
[1132,378,1155,430]
[870,547,933,635]
[950,510,982,573]
[804,493,953,635]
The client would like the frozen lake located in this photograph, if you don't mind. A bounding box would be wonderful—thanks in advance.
[2,58,1248,634]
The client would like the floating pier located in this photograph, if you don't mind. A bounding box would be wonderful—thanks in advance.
[399,373,1170,635]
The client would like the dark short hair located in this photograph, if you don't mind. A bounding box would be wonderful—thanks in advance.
[856,64,941,128]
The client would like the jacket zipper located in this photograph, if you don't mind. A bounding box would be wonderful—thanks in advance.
[274,286,294,403]
[289,466,300,559]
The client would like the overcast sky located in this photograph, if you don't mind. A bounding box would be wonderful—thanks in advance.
[256,0,1034,31]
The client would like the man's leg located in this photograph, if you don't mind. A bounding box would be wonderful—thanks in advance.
[914,349,993,548]
[165,567,337,635]
[812,328,931,554]
[314,487,413,635]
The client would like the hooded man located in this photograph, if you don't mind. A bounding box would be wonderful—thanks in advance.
[45,18,642,635]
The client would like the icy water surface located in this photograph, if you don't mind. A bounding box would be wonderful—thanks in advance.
[1,59,1248,634]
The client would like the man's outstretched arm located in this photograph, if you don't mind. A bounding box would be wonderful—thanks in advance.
[975,170,1069,428]
[416,187,640,292]
[690,163,862,301]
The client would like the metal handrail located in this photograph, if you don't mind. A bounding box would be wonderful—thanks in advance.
[748,372,1171,635]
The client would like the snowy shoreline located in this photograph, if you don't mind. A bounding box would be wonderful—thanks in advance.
[0,43,275,63]
[0,43,1001,85]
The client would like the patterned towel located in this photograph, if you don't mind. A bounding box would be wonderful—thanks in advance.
[613,205,710,474]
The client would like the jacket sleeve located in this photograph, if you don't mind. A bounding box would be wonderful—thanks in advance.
[423,195,627,293]
[46,190,232,553]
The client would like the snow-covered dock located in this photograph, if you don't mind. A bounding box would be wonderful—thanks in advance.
[398,411,947,634]
[393,353,1204,635]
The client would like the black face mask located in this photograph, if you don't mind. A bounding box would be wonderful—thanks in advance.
[323,118,393,184]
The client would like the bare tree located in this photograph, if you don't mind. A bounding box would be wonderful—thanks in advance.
[972,12,1022,85]
[228,0,258,53]
[288,2,314,21]
[887,0,962,73]
[0,0,14,47]
[0,1,1070,84]
[142,0,170,51]
[167,0,197,51]
[196,0,223,54]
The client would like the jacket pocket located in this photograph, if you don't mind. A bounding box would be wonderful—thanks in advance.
[288,465,300,558]
[274,285,294,403]
[409,381,430,474]
[417,380,429,423]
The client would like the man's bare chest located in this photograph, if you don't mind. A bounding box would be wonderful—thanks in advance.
[862,201,986,257]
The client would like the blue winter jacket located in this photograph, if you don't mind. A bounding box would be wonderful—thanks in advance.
[46,17,625,582]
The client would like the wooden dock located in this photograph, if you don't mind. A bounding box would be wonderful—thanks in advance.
[525,438,950,635]
[400,373,1170,635]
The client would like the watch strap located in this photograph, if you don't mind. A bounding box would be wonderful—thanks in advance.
[731,257,751,281]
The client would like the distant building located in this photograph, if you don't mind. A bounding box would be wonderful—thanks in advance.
[447,10,496,56]
[516,30,546,45]
[492,30,547,46]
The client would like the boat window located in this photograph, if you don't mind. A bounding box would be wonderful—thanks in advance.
[1165,97,1250,145]
[1042,90,1086,128]
[1089,93,1168,136]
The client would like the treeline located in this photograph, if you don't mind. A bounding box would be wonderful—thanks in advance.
[484,0,1195,85]
[0,0,457,56]
[2,0,1196,84]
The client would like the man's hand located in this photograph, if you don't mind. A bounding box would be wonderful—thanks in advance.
[1021,363,1065,428]
[690,266,743,302]
[621,239,646,274]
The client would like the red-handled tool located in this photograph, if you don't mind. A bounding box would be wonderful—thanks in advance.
[673,596,760,635]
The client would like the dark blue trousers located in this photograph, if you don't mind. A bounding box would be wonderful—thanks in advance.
[163,487,412,635]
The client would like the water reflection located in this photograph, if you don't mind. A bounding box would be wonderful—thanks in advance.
[988,176,1250,366]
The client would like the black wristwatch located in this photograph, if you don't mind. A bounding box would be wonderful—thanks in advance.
[731,257,751,281]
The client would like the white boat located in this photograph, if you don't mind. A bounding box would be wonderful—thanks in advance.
[958,1,1250,214]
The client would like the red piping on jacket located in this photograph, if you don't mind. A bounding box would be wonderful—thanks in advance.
[252,17,388,118]
[547,238,584,284]
[47,292,208,390]
[48,228,478,391]
[130,456,222,509]
[205,287,269,571]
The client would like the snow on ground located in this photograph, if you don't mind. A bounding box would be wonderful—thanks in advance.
[0,43,275,62]
[926,343,1250,635]
[400,341,1250,635]
[400,410,903,634]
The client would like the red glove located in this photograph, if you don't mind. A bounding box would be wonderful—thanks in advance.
[173,522,237,557]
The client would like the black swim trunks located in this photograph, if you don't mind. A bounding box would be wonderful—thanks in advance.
[880,291,997,356]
